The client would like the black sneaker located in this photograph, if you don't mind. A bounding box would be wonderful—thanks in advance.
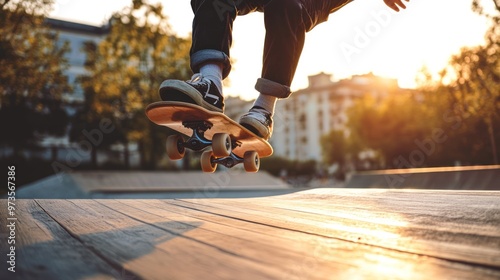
[239,107,273,140]
[159,74,224,112]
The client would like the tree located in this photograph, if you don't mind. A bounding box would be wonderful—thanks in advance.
[320,129,360,177]
[76,0,191,169]
[332,1,500,170]
[409,0,499,166]
[469,0,499,163]
[344,91,437,169]
[443,45,499,164]
[0,0,70,154]
[436,0,500,164]
[321,130,347,167]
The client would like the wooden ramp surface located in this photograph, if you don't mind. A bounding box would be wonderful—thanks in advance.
[2,188,500,279]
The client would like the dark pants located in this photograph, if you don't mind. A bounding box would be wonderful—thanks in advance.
[190,0,352,98]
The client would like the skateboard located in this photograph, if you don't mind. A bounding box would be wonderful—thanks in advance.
[145,101,273,173]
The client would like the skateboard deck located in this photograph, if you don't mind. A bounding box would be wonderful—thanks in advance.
[146,101,273,172]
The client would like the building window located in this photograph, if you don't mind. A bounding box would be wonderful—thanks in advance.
[299,114,306,130]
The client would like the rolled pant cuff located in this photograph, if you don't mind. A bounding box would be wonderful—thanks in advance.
[191,49,231,79]
[255,78,292,99]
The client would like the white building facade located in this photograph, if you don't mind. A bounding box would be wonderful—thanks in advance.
[271,72,400,162]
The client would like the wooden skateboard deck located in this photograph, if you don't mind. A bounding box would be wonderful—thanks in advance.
[146,101,273,172]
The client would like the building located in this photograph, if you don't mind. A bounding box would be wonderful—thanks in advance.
[35,18,117,166]
[46,18,110,104]
[270,72,402,163]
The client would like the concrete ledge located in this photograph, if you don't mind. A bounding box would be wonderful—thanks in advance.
[17,171,291,199]
[346,165,500,190]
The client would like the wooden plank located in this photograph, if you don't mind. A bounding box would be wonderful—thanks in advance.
[124,199,500,279]
[35,199,282,280]
[170,189,500,268]
[3,189,500,280]
[88,200,500,279]
[238,189,500,239]
[269,189,500,242]
[272,189,500,236]
[99,199,346,280]
[0,200,119,280]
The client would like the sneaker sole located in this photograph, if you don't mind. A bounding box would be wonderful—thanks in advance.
[159,80,223,113]
[240,116,271,140]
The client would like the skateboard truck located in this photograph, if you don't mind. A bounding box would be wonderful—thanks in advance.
[211,153,244,168]
[173,125,258,173]
[181,121,213,151]
[201,149,260,173]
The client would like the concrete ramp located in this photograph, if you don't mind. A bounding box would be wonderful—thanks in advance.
[346,165,500,190]
[17,171,292,198]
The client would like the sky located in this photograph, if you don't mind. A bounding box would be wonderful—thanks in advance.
[50,0,492,100]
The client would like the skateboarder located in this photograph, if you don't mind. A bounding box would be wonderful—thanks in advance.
[159,0,410,140]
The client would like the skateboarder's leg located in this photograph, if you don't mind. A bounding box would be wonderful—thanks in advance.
[240,0,306,139]
[189,0,237,95]
[190,1,267,84]
[158,1,229,111]
[160,1,265,112]
[258,0,353,99]
[261,0,306,94]
[242,0,353,139]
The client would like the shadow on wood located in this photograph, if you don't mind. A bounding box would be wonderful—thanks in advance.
[2,188,500,279]
[0,200,202,280]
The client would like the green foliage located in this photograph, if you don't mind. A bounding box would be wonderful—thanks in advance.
[441,0,500,164]
[346,91,437,168]
[75,0,191,168]
[0,0,70,151]
[321,130,346,166]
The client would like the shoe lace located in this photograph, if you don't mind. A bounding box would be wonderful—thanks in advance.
[187,74,220,105]
[187,73,206,84]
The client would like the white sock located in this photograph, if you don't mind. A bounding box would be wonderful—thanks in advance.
[199,63,223,94]
[253,94,277,115]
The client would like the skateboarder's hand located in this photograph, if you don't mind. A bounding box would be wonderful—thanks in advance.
[384,0,409,12]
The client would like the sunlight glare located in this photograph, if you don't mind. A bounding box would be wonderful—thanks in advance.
[50,0,491,100]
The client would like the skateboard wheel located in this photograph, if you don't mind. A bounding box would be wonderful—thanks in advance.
[212,133,232,157]
[166,135,185,160]
[243,151,260,173]
[201,150,217,173]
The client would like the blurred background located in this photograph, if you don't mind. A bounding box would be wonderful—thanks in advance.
[0,0,498,192]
